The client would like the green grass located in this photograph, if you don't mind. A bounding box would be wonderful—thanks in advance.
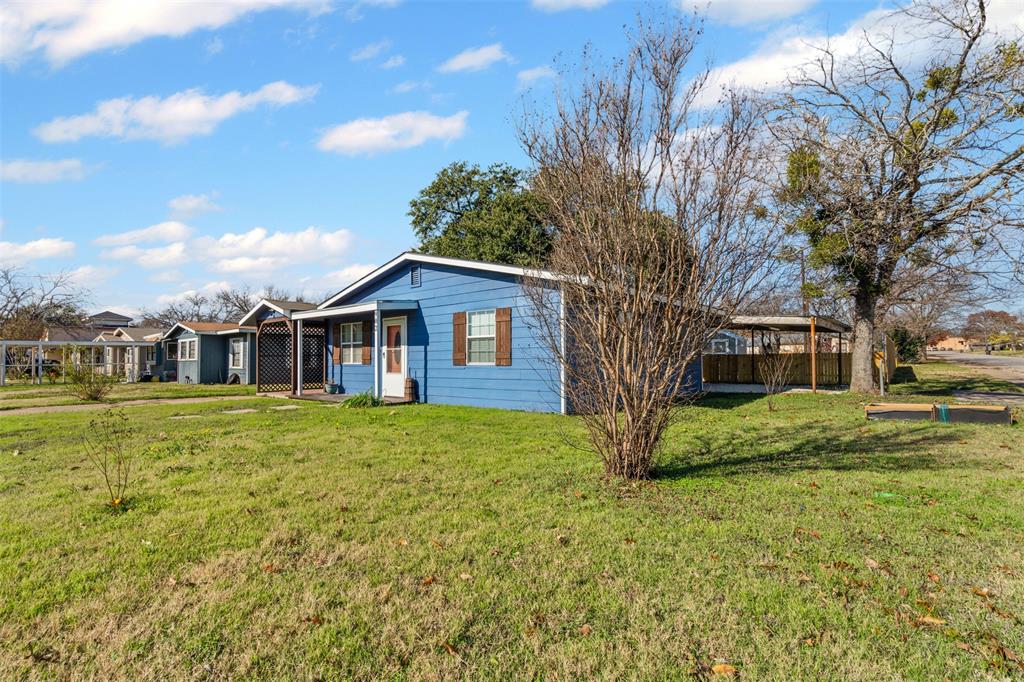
[888,361,1024,397]
[0,374,1021,678]
[0,382,257,411]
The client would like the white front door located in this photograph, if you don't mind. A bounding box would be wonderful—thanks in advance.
[382,316,407,397]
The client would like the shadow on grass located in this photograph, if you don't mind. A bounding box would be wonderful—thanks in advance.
[653,419,972,480]
[693,393,765,410]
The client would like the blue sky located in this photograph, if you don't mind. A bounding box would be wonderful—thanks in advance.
[1,0,1021,318]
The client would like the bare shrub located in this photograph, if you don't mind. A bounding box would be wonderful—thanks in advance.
[758,334,793,411]
[520,12,779,480]
[83,408,136,507]
[65,345,117,401]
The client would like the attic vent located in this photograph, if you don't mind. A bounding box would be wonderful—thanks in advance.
[410,265,422,288]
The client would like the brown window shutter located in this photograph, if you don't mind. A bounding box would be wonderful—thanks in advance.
[452,311,466,366]
[332,323,342,364]
[361,319,373,364]
[495,307,512,366]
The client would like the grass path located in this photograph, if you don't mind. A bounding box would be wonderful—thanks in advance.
[1,383,1021,679]
[0,382,257,411]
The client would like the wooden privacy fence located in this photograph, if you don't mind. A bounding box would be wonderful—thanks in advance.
[703,353,852,386]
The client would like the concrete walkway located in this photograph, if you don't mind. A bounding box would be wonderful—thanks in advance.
[0,394,277,416]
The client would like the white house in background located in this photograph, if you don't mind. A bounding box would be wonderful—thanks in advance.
[94,326,167,380]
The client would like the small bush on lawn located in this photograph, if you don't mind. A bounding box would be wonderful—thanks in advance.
[82,408,137,508]
[65,354,118,401]
[342,391,385,408]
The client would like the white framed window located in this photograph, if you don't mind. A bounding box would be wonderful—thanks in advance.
[179,339,196,361]
[229,337,244,369]
[166,341,178,360]
[339,322,362,364]
[467,309,496,365]
[145,347,156,363]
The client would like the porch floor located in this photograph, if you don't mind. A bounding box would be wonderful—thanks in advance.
[286,392,413,405]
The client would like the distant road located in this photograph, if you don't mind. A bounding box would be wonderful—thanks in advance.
[929,350,1024,387]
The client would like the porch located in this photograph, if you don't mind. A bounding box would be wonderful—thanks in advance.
[253,299,420,400]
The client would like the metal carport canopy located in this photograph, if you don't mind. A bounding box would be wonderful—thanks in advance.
[726,315,852,334]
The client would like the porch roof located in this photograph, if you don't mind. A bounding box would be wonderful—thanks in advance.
[727,315,852,334]
[292,299,419,321]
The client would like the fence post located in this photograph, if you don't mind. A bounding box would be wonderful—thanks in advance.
[1,341,6,386]
[810,317,817,394]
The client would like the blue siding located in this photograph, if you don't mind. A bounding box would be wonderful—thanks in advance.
[224,333,255,384]
[329,262,562,412]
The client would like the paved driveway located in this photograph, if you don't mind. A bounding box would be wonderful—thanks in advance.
[929,350,1024,386]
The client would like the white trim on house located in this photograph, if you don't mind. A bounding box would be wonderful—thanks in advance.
[465,308,497,366]
[318,252,562,310]
[238,299,291,327]
[229,337,245,369]
[293,300,418,320]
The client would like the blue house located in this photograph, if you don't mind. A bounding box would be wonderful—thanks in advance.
[160,322,256,384]
[240,252,703,414]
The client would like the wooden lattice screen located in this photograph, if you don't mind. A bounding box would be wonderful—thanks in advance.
[300,322,325,390]
[257,319,292,392]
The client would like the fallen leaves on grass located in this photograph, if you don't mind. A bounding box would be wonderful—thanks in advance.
[459,572,472,581]
[421,575,436,586]
[927,571,941,584]
[914,615,946,627]
[579,624,592,636]
[261,563,282,574]
[711,662,737,676]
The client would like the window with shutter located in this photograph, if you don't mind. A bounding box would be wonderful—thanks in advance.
[361,319,373,364]
[452,311,466,365]
[495,307,511,366]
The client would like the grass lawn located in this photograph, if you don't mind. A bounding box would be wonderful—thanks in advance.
[0,382,257,411]
[888,360,1024,397]
[1,371,1021,678]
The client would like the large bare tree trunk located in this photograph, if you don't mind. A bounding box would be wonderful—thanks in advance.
[850,295,877,393]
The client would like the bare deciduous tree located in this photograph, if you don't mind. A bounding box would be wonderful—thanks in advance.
[774,0,1024,392]
[0,267,89,338]
[759,333,793,412]
[520,14,779,480]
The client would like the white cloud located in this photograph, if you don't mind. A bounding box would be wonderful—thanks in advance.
[346,0,401,21]
[680,0,817,26]
[168,192,222,219]
[156,280,231,305]
[531,0,609,11]
[94,221,193,247]
[438,43,513,73]
[67,264,118,287]
[0,237,75,265]
[392,80,426,93]
[299,263,377,298]
[695,0,1024,107]
[150,269,185,284]
[317,110,468,155]
[517,65,555,89]
[206,36,225,55]
[381,54,405,69]
[351,39,391,61]
[0,0,325,67]
[102,242,187,268]
[0,158,88,183]
[194,226,354,273]
[33,81,319,144]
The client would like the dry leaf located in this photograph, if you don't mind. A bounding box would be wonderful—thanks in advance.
[971,586,991,598]
[927,572,940,584]
[459,572,472,581]
[396,538,408,546]
[421,575,435,586]
[865,557,880,570]
[579,624,592,635]
[809,481,819,488]
[711,663,737,676]
[955,641,972,651]
[441,642,457,656]
[915,615,946,627]
[431,539,444,549]
[262,563,282,574]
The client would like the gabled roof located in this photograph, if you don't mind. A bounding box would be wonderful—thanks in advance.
[43,326,101,342]
[112,326,167,341]
[237,298,316,327]
[162,321,254,339]
[89,310,132,322]
[318,252,560,310]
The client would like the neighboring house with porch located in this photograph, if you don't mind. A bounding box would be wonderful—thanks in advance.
[161,322,256,384]
[240,252,703,414]
[94,327,167,380]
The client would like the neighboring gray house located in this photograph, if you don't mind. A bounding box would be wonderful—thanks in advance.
[161,322,256,384]
[705,330,748,355]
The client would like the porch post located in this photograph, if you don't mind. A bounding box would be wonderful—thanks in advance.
[296,319,304,396]
[374,307,382,398]
[37,341,43,384]
[837,332,843,386]
[1,341,6,386]
[810,316,817,394]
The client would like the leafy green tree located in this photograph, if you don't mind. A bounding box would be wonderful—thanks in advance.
[408,162,552,267]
